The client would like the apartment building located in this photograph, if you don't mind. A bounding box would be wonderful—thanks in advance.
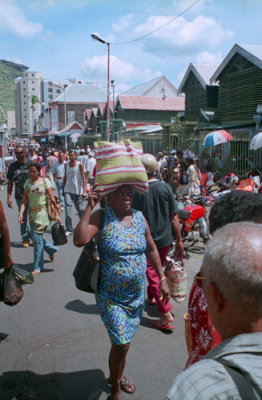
[15,70,65,134]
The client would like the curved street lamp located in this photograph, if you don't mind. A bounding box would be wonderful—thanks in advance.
[91,33,110,141]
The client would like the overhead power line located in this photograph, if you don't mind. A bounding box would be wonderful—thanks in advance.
[112,0,201,46]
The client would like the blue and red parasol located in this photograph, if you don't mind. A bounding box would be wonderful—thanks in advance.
[203,130,233,147]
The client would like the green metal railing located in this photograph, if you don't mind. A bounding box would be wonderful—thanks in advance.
[189,134,262,179]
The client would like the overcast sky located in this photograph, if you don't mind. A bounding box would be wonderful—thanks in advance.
[1,0,261,94]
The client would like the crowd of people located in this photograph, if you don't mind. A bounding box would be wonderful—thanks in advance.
[155,148,262,197]
[1,142,262,400]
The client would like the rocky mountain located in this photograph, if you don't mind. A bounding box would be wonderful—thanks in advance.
[0,60,28,121]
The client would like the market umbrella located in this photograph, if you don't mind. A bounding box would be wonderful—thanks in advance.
[183,149,197,159]
[250,131,262,150]
[203,130,233,147]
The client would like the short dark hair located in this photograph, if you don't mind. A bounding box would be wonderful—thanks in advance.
[209,191,262,234]
[176,149,184,156]
[69,150,76,156]
[185,157,194,165]
[28,162,41,174]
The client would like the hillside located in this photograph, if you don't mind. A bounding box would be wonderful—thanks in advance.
[0,59,28,121]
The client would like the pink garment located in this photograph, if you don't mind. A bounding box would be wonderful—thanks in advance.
[146,245,172,314]
[39,156,45,177]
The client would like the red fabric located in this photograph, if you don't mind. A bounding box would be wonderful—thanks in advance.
[199,172,208,193]
[146,245,172,314]
[185,281,221,368]
[236,178,254,192]
[92,163,97,178]
[38,156,45,177]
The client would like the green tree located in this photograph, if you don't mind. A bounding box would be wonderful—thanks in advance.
[30,95,41,110]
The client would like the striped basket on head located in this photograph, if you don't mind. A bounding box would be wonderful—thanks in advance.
[94,140,148,195]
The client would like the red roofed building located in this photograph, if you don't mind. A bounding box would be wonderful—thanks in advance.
[115,95,185,128]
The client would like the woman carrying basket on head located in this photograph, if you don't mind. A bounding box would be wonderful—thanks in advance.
[74,184,170,400]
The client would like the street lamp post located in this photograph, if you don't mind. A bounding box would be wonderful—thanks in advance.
[111,80,115,140]
[64,85,67,151]
[55,83,67,151]
[91,33,110,141]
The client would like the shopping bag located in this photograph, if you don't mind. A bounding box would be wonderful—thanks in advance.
[3,268,24,306]
[94,140,148,195]
[164,254,187,303]
[47,195,61,221]
[51,222,68,245]
[12,265,34,285]
[73,209,105,293]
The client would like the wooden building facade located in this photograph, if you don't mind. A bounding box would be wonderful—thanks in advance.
[211,44,262,127]
[178,63,218,124]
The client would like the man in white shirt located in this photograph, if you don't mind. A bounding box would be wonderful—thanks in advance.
[77,150,89,180]
[62,150,86,235]
[87,152,96,188]
[46,150,57,186]
[52,152,65,210]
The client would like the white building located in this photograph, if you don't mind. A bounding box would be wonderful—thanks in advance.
[7,111,16,131]
[121,75,179,98]
[15,71,65,134]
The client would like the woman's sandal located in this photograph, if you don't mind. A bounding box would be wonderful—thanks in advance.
[120,376,136,394]
[153,319,175,332]
[107,376,136,394]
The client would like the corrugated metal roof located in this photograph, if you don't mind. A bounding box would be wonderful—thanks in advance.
[125,122,160,130]
[194,65,218,85]
[211,44,262,83]
[178,63,218,93]
[97,102,106,113]
[86,109,92,119]
[103,100,114,113]
[56,121,84,135]
[53,83,106,103]
[241,44,262,61]
[117,96,185,111]
[121,75,164,96]
[91,107,98,117]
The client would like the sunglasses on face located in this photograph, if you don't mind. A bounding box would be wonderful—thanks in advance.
[194,270,212,289]
[15,152,24,155]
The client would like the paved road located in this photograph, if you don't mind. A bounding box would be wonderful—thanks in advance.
[0,188,203,400]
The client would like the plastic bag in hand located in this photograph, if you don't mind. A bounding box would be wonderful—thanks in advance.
[51,222,68,246]
[13,265,34,285]
[3,268,24,306]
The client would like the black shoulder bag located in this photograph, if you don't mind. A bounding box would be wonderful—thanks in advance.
[73,209,105,293]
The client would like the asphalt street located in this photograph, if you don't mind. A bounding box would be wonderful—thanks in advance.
[0,187,203,400]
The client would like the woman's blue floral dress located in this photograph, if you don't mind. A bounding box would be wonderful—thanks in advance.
[96,207,147,345]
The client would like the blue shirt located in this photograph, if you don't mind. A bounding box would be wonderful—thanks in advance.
[52,161,65,180]
[166,333,262,400]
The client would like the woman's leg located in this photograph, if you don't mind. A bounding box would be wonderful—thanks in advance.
[109,342,131,399]
[43,237,58,256]
[31,226,44,272]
